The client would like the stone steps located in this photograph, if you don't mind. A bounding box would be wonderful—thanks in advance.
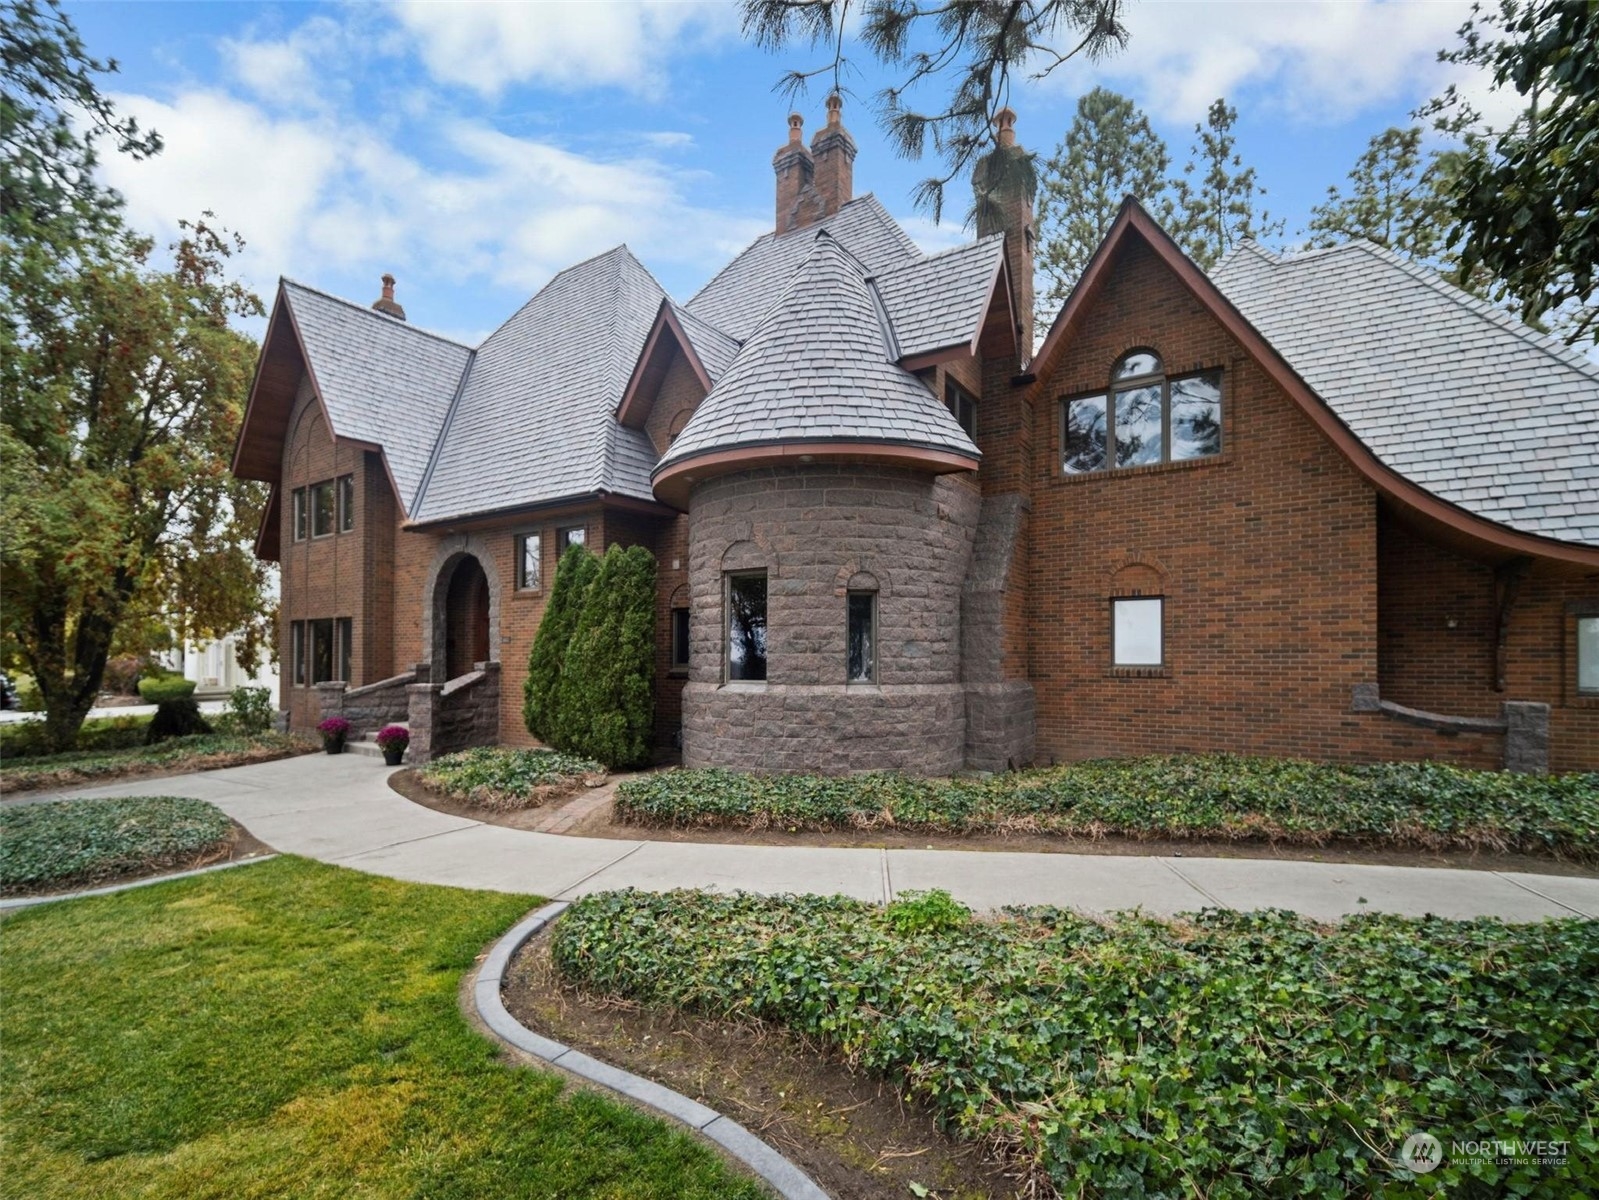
[346,723,409,761]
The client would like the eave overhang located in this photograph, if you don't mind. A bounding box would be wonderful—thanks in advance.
[651,439,980,510]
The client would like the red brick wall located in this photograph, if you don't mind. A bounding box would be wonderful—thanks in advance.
[1023,237,1508,767]
[1379,514,1599,770]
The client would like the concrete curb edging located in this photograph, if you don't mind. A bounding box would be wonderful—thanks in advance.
[471,901,831,1200]
[0,854,280,910]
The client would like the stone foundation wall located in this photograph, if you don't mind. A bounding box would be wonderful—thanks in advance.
[963,681,1036,773]
[682,681,966,775]
[315,667,426,738]
[406,662,500,764]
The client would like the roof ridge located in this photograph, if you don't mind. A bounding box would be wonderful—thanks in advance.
[279,278,475,350]
[476,244,636,351]
[595,249,630,493]
[873,230,1001,278]
[409,348,478,515]
[1349,241,1599,382]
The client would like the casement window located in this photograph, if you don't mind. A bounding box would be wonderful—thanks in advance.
[1112,597,1164,667]
[846,591,877,683]
[558,525,586,552]
[670,607,690,674]
[1064,350,1222,474]
[311,481,336,537]
[337,618,353,684]
[945,378,978,440]
[725,571,768,682]
[291,622,307,686]
[292,489,308,542]
[517,533,542,591]
[1579,617,1599,694]
[337,475,355,532]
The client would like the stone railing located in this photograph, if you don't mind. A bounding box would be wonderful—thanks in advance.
[1350,683,1548,773]
[315,665,430,739]
[406,661,500,765]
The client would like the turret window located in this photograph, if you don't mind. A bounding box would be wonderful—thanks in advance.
[1064,350,1222,474]
[725,571,768,682]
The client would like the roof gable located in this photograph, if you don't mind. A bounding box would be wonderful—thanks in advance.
[410,245,669,525]
[1031,199,1599,566]
[873,233,1012,364]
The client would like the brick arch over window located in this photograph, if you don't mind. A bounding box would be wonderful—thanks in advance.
[1109,556,1166,597]
[421,534,502,676]
[668,582,690,608]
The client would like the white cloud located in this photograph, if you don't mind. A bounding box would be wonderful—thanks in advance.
[389,0,739,98]
[1035,0,1478,127]
[98,86,767,313]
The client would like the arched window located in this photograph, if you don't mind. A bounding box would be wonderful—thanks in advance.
[1063,349,1222,474]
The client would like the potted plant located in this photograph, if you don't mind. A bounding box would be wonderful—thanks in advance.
[375,724,410,767]
[317,716,351,754]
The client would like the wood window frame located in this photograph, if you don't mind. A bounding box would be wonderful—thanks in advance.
[1060,354,1225,476]
[291,621,307,686]
[944,377,978,440]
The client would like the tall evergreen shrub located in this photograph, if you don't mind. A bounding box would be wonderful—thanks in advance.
[522,543,598,741]
[554,544,657,768]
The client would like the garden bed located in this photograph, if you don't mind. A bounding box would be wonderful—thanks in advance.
[614,755,1599,861]
[0,795,268,895]
[415,747,606,812]
[0,732,313,794]
[553,889,1599,1198]
[504,922,1017,1199]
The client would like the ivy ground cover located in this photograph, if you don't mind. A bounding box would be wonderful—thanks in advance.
[418,746,605,811]
[614,755,1599,860]
[0,731,310,793]
[554,889,1599,1198]
[0,795,234,894]
[0,858,765,1199]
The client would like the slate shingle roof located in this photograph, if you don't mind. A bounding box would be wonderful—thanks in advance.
[411,246,668,523]
[686,194,920,340]
[657,232,980,475]
[667,300,741,383]
[1212,241,1599,548]
[281,281,472,512]
[873,234,1006,360]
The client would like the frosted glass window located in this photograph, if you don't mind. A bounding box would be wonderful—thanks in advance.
[1580,617,1599,693]
[1113,598,1163,667]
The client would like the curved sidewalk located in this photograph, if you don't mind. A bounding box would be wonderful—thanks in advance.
[19,753,1599,921]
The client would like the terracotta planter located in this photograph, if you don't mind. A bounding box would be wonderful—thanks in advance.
[382,747,405,766]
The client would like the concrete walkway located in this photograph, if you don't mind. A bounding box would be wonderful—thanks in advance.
[15,753,1599,921]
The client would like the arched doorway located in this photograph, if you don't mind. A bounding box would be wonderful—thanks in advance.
[443,555,490,680]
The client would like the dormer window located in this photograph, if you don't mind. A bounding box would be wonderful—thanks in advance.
[1064,349,1222,474]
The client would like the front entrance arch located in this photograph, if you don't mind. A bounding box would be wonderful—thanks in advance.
[421,535,502,681]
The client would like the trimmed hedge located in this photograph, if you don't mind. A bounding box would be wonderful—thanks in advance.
[523,544,599,742]
[136,676,196,703]
[418,746,604,811]
[614,755,1599,859]
[0,795,234,893]
[554,889,1599,1198]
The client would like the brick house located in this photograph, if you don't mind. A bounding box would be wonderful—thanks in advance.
[233,103,1599,772]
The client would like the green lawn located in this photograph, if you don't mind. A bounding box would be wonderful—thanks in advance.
[0,857,767,1199]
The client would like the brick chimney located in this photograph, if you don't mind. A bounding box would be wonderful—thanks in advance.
[371,273,406,320]
[809,93,856,220]
[773,113,818,234]
[973,107,1035,357]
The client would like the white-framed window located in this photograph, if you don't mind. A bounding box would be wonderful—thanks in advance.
[1579,616,1599,694]
[1064,349,1222,474]
[516,533,542,591]
[1112,597,1163,667]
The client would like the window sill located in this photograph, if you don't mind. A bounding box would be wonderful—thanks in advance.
[1568,693,1599,709]
[720,680,768,693]
[667,668,688,678]
[1056,451,1233,484]
[511,588,544,600]
[1106,666,1169,679]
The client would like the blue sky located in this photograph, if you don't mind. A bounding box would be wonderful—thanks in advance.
[70,1,1510,346]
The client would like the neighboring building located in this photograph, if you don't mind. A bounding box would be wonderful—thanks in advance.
[180,634,278,701]
[232,102,1599,773]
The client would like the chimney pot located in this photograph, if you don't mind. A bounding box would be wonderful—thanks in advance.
[787,112,804,144]
[995,106,1017,148]
[372,273,407,321]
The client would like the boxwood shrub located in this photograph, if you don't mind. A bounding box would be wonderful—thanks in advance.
[553,889,1599,1198]
[0,795,234,893]
[614,756,1599,859]
[418,746,604,811]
